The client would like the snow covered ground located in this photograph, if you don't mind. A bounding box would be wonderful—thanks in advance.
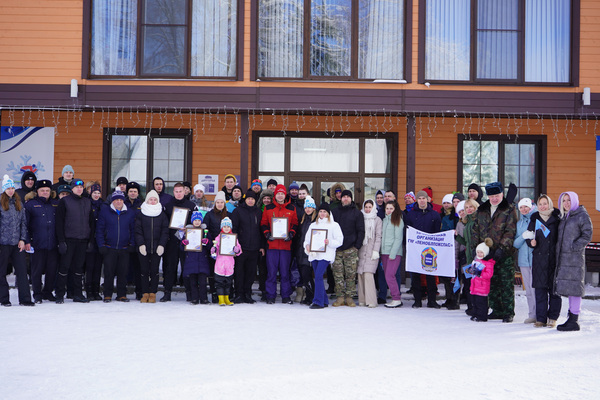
[2,285,600,400]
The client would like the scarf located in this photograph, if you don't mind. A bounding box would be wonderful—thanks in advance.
[141,201,162,217]
[361,200,378,245]
[537,195,554,222]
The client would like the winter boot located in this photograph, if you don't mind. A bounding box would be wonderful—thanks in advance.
[159,291,171,302]
[141,293,149,303]
[412,298,422,308]
[557,312,580,331]
[345,296,356,307]
[218,295,226,306]
[148,293,156,303]
[295,287,305,303]
[224,295,233,306]
[547,319,557,328]
[332,296,346,307]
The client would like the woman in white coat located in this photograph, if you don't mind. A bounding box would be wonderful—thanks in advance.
[304,202,344,309]
[357,199,382,308]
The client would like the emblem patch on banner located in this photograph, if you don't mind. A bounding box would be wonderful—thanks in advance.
[421,247,438,272]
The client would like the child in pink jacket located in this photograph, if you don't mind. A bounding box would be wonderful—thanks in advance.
[210,217,242,306]
[467,238,495,322]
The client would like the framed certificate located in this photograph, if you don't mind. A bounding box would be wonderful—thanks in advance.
[310,229,328,252]
[218,233,238,256]
[169,207,190,230]
[271,217,288,239]
[184,228,203,252]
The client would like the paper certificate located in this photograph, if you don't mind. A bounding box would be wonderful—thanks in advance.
[169,207,190,230]
[219,233,237,256]
[309,229,328,252]
[271,217,288,239]
[185,229,203,252]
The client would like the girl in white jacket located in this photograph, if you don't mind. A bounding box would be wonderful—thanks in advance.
[303,202,344,309]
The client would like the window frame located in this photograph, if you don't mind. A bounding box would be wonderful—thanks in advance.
[252,0,413,82]
[457,134,547,201]
[102,128,193,196]
[418,0,580,87]
[85,0,244,80]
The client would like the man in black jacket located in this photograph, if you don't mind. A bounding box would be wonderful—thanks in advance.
[331,190,365,307]
[161,182,196,302]
[16,171,37,201]
[55,179,95,303]
[231,190,264,303]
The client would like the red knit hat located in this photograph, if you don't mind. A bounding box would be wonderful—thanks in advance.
[422,187,433,198]
[274,184,287,195]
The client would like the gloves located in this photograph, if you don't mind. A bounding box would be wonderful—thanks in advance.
[284,232,294,242]
[58,242,67,255]
[233,245,241,255]
[139,245,147,256]
[99,246,109,255]
[156,245,164,256]
[493,248,504,261]
[371,251,379,261]
[201,238,209,246]
[181,239,189,246]
[522,230,535,240]
[266,233,274,241]
[86,242,94,253]
[127,245,135,253]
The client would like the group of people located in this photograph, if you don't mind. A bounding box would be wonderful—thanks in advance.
[0,167,593,330]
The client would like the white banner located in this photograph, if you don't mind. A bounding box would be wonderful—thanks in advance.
[406,226,455,277]
[1,127,55,187]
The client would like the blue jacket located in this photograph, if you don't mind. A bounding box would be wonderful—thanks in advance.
[513,205,536,268]
[25,195,59,250]
[182,246,211,277]
[404,203,441,234]
[96,204,136,249]
[0,197,28,246]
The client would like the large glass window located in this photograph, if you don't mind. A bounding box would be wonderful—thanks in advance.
[424,0,572,84]
[290,138,359,172]
[91,0,237,78]
[258,0,405,80]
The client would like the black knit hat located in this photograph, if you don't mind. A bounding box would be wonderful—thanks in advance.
[245,189,257,200]
[452,193,465,202]
[267,179,277,187]
[57,184,72,194]
[116,176,128,186]
[182,181,192,190]
[341,189,353,200]
[36,179,52,190]
[318,202,330,214]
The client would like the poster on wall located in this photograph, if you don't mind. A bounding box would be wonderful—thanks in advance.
[597,136,600,212]
[1,127,55,188]
[198,174,218,195]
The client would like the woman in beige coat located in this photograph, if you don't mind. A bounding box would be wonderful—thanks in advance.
[357,199,382,307]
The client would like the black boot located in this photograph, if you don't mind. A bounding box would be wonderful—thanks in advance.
[557,312,580,331]
[160,291,171,302]
[412,298,422,308]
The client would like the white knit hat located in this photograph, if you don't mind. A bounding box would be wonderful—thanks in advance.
[456,200,466,214]
[145,190,160,203]
[214,191,226,203]
[2,175,15,192]
[518,198,533,209]
[476,238,493,258]
[442,194,453,204]
[194,183,205,194]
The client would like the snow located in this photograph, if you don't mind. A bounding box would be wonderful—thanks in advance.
[2,284,600,400]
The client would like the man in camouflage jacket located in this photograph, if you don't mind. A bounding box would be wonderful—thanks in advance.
[471,182,518,322]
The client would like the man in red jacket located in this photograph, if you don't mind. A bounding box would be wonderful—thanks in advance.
[260,184,298,304]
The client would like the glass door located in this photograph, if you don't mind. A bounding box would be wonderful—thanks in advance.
[289,175,361,207]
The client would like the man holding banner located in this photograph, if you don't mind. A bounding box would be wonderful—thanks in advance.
[471,182,518,323]
[404,191,443,308]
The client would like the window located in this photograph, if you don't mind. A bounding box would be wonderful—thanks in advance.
[106,130,192,196]
[423,0,573,84]
[459,136,545,202]
[90,0,237,78]
[257,0,406,80]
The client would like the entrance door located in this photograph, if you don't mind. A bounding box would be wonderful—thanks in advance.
[288,175,361,207]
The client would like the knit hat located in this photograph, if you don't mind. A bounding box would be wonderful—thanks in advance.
[442,194,453,204]
[404,191,416,202]
[289,181,299,191]
[422,187,433,198]
[193,183,205,194]
[145,190,159,202]
[341,189,353,200]
[111,190,125,202]
[191,211,203,223]
[476,238,493,258]
[57,185,71,195]
[214,191,227,203]
[2,175,15,192]
[70,179,84,188]
[220,217,233,229]
[36,179,52,191]
[245,189,257,200]
[416,190,428,199]
[126,181,140,194]
[224,174,237,183]
[90,183,101,194]
[485,182,503,196]
[274,184,286,196]
[251,179,262,189]
[182,181,192,191]
[518,198,532,209]
[456,200,466,214]
[318,202,330,214]
[62,165,74,175]
[116,176,128,186]
[267,179,277,187]
[304,196,316,209]
[452,193,465,202]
